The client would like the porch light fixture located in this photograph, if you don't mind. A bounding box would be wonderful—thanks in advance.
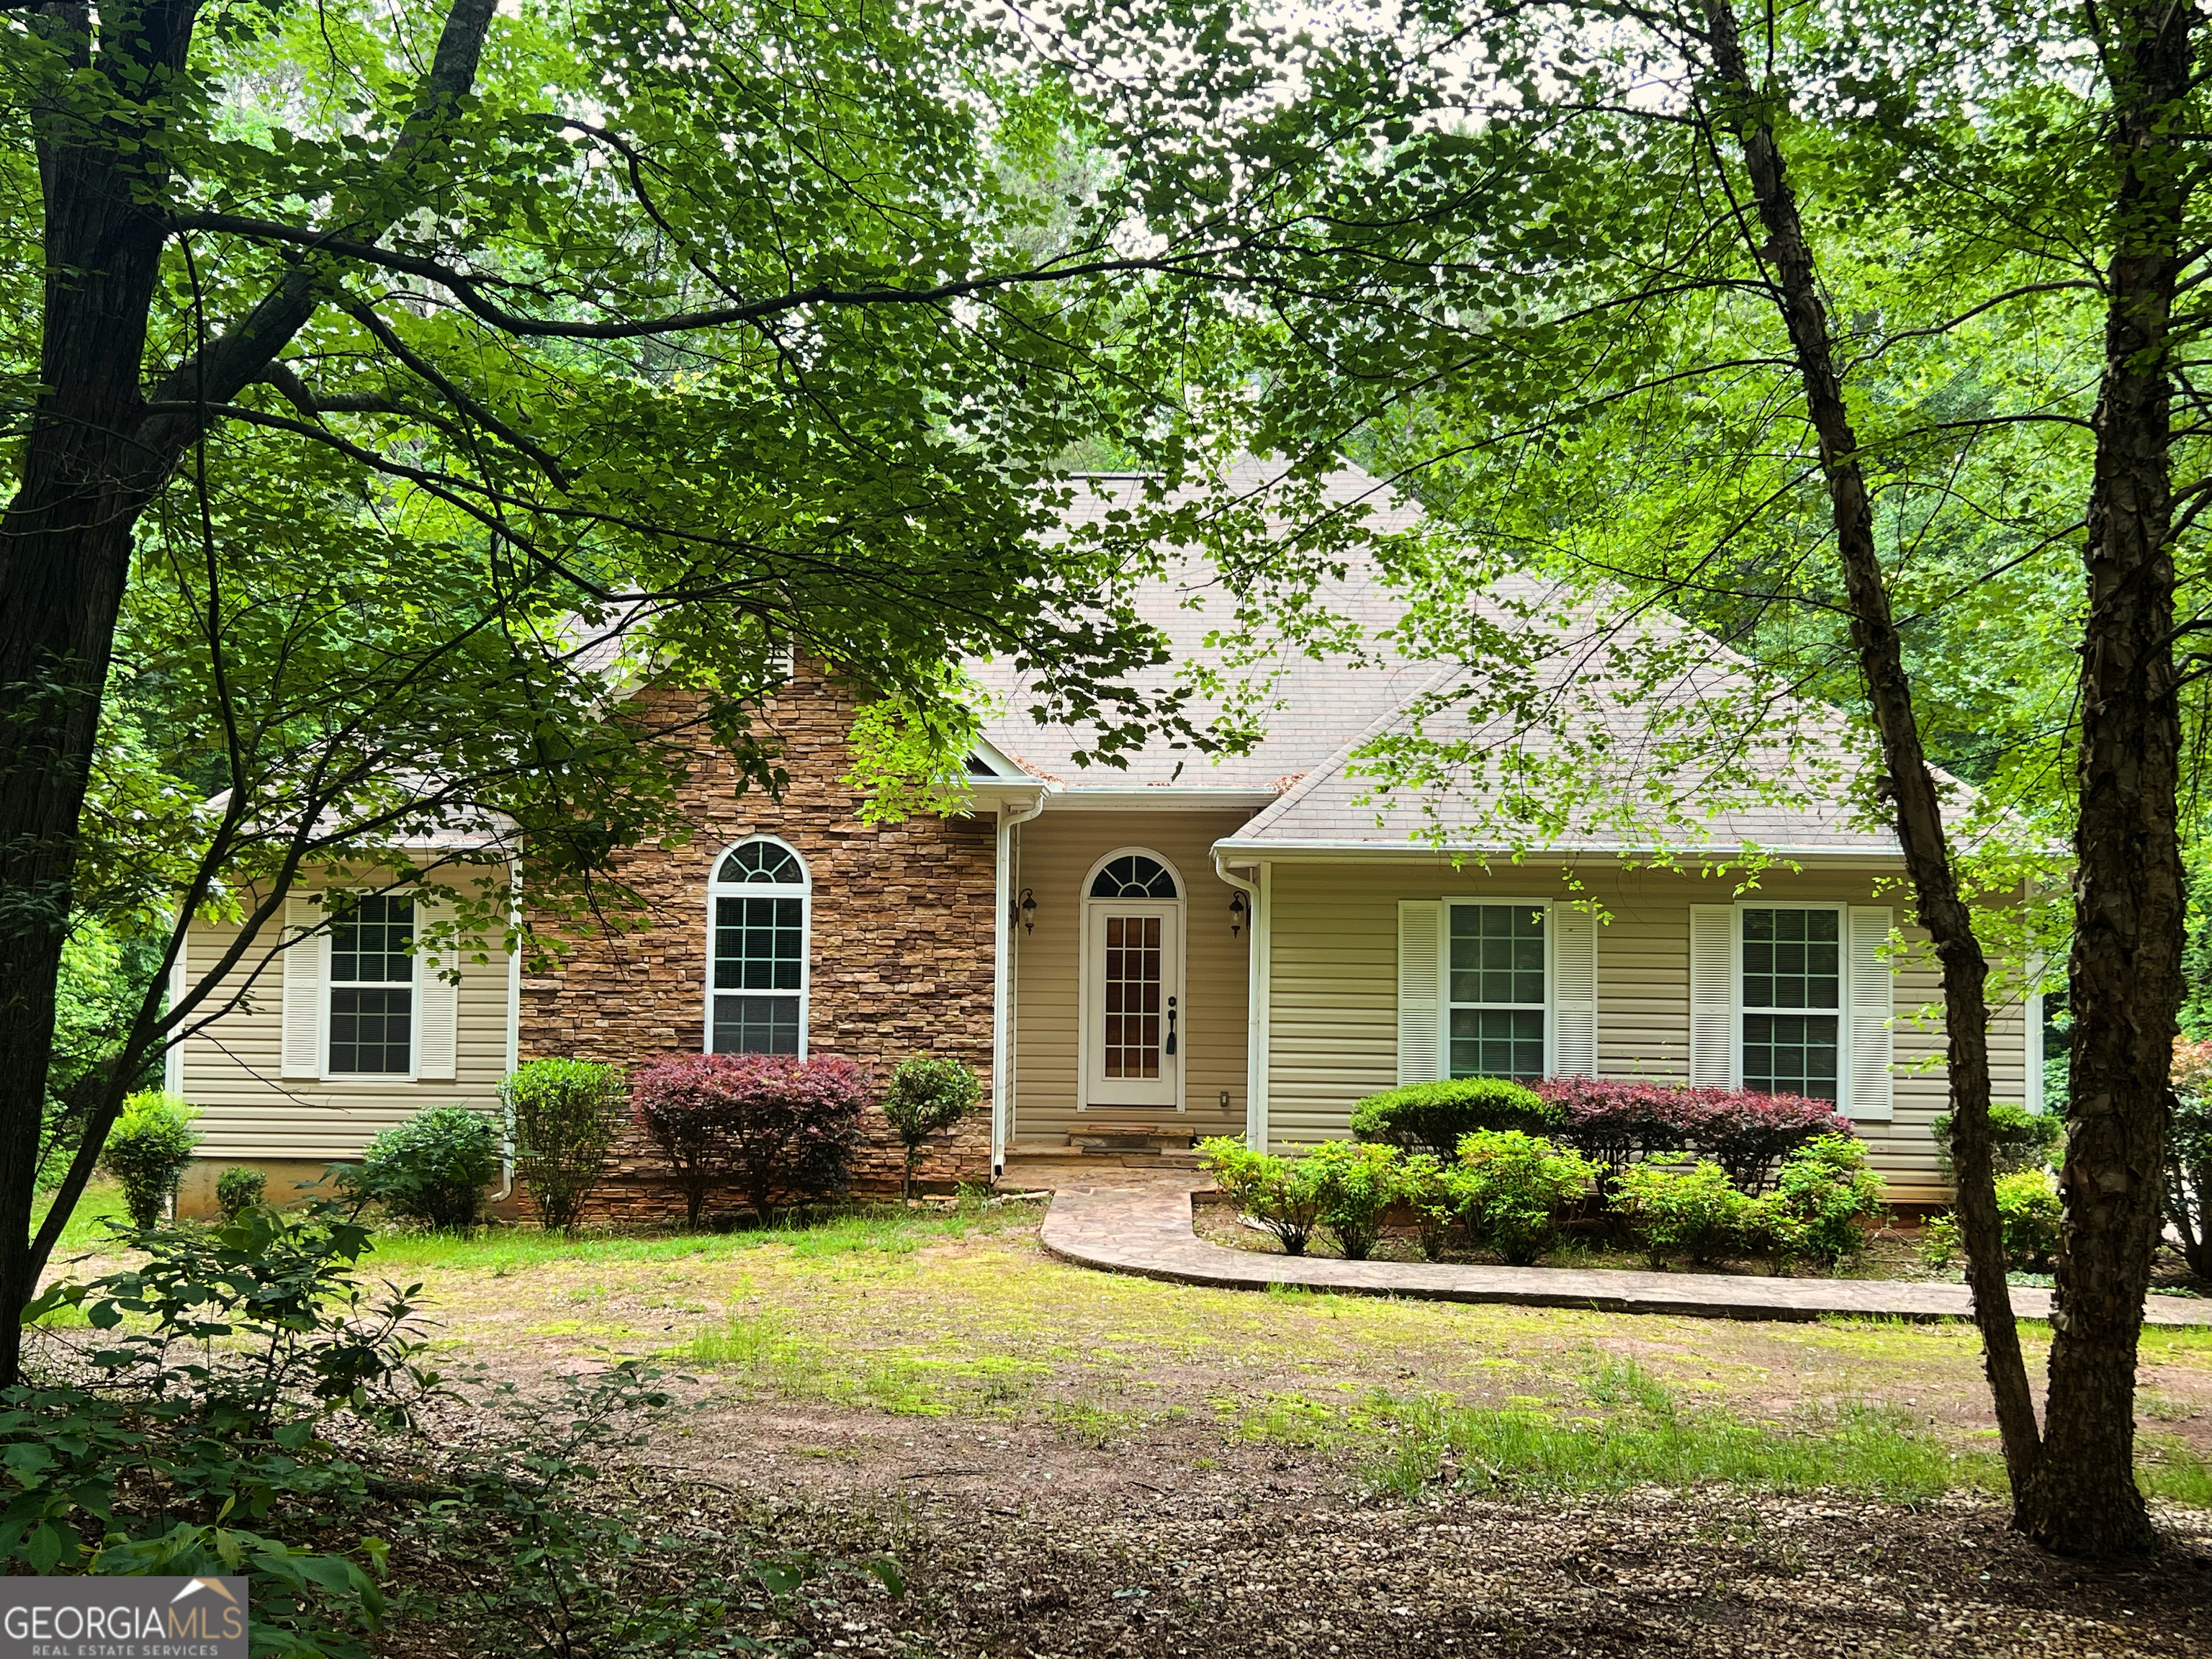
[1228,890,1247,937]
[1016,889,1037,934]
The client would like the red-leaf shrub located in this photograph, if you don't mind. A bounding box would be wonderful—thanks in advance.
[1537,1079,1851,1193]
[632,1053,872,1224]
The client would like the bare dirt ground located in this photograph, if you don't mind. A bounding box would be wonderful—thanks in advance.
[364,1203,2212,1656]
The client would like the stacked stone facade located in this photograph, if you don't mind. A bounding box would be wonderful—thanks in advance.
[519,666,998,1220]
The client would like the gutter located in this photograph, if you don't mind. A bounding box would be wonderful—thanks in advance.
[495,855,521,1203]
[991,790,1048,1177]
[1208,837,1918,866]
[1211,850,1269,1153]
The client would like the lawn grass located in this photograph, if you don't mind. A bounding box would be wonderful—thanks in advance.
[358,1196,1046,1275]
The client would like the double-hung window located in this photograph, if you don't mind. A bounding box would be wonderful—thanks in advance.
[328,894,415,1076]
[707,838,809,1056]
[1740,906,1841,1102]
[1446,903,1547,1081]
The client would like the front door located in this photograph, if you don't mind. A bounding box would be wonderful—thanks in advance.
[1084,900,1182,1107]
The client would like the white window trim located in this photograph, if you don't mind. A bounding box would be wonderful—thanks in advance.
[1076,846,1189,1112]
[1732,900,1848,1112]
[321,892,420,1082]
[1438,898,1555,1082]
[702,834,813,1059]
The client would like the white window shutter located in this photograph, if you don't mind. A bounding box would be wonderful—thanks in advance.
[1397,901,1443,1085]
[1846,906,1896,1121]
[414,894,460,1082]
[280,895,324,1079]
[1550,904,1599,1076]
[1689,904,1735,1087]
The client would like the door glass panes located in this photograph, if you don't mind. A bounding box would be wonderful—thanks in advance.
[1447,904,1547,1080]
[712,894,802,1055]
[328,895,413,1074]
[1741,908,1840,1100]
[1102,914,1164,1078]
[1089,855,1177,899]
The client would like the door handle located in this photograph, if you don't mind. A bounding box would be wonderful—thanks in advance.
[1166,996,1178,1056]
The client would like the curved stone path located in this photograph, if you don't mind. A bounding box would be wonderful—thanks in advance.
[1031,1169,2212,1326]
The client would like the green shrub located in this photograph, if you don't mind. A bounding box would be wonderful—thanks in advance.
[1396,1153,1464,1261]
[1612,1161,1752,1267]
[1454,1130,1596,1266]
[347,1104,498,1231]
[1349,1079,1558,1159]
[503,1058,626,1233]
[1918,1213,1959,1272]
[214,1166,266,1221]
[1197,1138,1325,1256]
[98,1092,201,1229]
[879,1056,982,1199]
[1928,1102,2062,1178]
[1995,1169,2063,1271]
[1752,1134,1885,1267]
[1304,1139,1401,1261]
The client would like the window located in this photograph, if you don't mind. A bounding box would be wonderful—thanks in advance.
[329,894,414,1075]
[1741,907,1840,1101]
[707,837,809,1056]
[1089,854,1177,899]
[1447,903,1547,1081]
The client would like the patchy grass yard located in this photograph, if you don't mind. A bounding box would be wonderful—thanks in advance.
[34,1184,2212,1655]
[337,1194,2212,1510]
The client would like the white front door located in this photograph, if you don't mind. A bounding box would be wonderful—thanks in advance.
[1084,900,1182,1107]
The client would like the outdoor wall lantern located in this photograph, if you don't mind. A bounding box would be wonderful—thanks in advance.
[1016,889,1037,934]
[1228,890,1248,937]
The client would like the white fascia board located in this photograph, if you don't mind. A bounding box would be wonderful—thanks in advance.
[1209,836,1910,867]
[967,734,1030,779]
[1044,787,1281,812]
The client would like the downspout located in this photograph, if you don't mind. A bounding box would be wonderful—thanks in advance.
[1213,850,1269,1152]
[495,855,521,1202]
[992,792,1047,1179]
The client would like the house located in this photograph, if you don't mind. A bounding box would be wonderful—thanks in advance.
[166,461,2038,1216]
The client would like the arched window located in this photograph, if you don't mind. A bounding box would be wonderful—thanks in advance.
[1089,854,1178,899]
[706,837,809,1056]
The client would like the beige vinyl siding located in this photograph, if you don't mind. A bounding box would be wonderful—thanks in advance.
[176,878,513,1161]
[1261,860,2032,1198]
[1010,810,1252,1145]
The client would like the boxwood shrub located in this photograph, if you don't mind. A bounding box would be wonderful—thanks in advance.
[1349,1079,1558,1159]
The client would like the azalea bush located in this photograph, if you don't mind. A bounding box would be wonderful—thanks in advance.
[1303,1139,1401,1261]
[1349,1078,1559,1158]
[1396,1153,1465,1261]
[344,1105,496,1232]
[1196,1138,1325,1256]
[1995,1170,2064,1272]
[1613,1161,1753,1267]
[1453,1130,1597,1266]
[1537,1079,1849,1192]
[1750,1135,1886,1267]
[1929,1101,2063,1178]
[214,1166,266,1220]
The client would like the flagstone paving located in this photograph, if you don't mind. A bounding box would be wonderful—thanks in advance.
[1022,1165,2212,1327]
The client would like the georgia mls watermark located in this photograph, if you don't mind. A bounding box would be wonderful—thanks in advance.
[0,1576,247,1659]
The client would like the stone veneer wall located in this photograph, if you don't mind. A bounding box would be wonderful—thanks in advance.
[519,667,998,1222]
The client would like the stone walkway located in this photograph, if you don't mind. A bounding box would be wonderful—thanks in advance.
[1027,1168,2212,1326]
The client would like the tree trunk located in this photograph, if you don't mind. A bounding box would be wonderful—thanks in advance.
[1697,0,2046,1501]
[0,0,497,1386]
[2015,0,2196,1560]
[0,0,204,1391]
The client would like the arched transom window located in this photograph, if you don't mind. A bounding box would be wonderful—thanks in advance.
[1089,854,1178,899]
[706,837,809,1056]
